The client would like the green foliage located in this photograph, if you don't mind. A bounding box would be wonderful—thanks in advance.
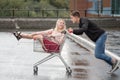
[49,0,69,9]
[0,0,70,17]
[0,0,25,9]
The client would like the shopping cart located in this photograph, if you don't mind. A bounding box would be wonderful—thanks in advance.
[33,34,72,75]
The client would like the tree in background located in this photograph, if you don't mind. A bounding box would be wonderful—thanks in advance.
[0,0,69,17]
[49,0,69,9]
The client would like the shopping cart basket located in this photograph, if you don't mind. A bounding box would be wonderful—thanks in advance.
[33,34,72,75]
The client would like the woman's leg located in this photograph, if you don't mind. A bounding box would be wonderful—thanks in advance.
[33,35,47,51]
[20,33,34,39]
[19,31,42,39]
[13,31,39,40]
[95,33,113,65]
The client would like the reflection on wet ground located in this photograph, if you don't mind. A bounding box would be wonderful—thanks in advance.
[106,31,120,56]
[0,31,120,80]
[68,45,89,80]
[81,30,120,56]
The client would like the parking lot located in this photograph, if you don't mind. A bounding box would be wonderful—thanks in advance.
[0,32,120,80]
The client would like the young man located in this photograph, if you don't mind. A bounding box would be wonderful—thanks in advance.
[68,11,118,72]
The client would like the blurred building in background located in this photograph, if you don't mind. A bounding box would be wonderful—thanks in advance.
[70,0,120,17]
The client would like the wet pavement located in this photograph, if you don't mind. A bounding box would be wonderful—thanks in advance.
[0,31,120,80]
[106,30,120,56]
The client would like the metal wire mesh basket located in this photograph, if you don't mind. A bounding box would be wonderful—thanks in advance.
[33,33,66,53]
[33,39,44,52]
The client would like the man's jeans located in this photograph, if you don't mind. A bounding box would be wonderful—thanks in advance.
[95,33,112,65]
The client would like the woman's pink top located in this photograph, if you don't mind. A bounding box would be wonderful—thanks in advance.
[36,29,65,44]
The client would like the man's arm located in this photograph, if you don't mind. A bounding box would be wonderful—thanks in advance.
[73,18,88,35]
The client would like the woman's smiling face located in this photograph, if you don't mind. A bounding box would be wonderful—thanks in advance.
[57,20,65,30]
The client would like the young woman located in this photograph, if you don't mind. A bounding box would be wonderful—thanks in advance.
[13,18,66,52]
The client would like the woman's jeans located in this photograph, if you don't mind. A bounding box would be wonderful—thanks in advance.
[95,33,112,65]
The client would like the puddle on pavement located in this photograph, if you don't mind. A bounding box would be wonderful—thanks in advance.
[74,59,89,66]
[72,68,88,79]
[70,52,81,55]
[68,51,90,79]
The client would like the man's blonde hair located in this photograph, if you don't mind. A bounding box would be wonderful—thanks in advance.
[54,18,66,32]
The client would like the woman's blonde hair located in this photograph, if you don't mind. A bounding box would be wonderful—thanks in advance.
[54,18,66,32]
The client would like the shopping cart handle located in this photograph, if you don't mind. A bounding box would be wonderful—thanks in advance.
[61,30,67,34]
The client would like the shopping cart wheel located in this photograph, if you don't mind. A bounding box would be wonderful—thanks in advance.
[33,66,38,75]
[66,67,72,75]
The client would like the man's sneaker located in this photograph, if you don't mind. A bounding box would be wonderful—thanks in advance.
[110,60,119,73]
[13,31,21,41]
